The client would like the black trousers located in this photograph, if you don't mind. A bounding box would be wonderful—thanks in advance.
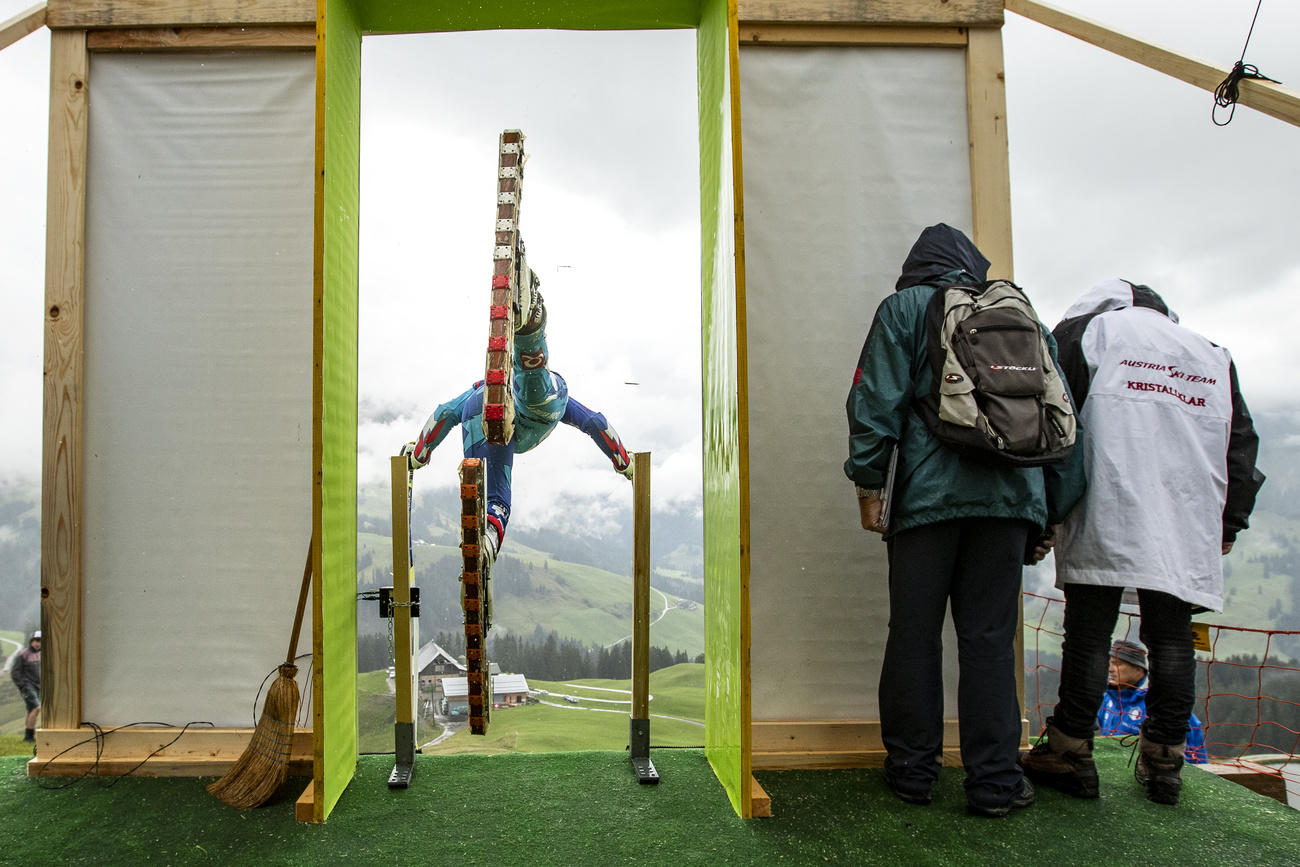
[1050,583,1196,747]
[880,517,1030,807]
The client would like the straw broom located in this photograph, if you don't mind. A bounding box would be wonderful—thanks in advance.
[208,543,313,809]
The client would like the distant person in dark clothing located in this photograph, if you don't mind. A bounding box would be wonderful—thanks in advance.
[10,631,40,742]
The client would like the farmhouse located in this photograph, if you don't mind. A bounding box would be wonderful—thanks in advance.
[416,640,465,694]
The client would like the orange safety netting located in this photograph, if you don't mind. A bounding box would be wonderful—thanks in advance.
[1023,591,1300,801]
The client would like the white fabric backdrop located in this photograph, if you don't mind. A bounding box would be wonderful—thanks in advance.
[82,51,315,726]
[740,45,974,720]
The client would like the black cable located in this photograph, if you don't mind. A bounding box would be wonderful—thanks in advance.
[1213,0,1280,126]
[36,720,216,789]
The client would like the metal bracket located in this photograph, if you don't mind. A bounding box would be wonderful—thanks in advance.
[388,721,416,789]
[629,718,659,785]
[378,585,420,619]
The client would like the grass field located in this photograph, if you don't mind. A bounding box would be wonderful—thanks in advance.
[364,663,706,756]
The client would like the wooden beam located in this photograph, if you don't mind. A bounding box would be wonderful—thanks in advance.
[30,727,313,778]
[390,456,413,727]
[87,24,315,51]
[47,0,314,30]
[1198,760,1289,804]
[749,775,772,818]
[739,23,967,47]
[726,0,756,820]
[751,718,1029,769]
[738,0,1001,26]
[1006,0,1300,128]
[0,3,46,52]
[41,27,88,732]
[631,452,652,721]
[965,28,1015,285]
[295,779,316,823]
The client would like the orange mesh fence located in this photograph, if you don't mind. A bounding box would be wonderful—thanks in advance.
[1024,591,1300,801]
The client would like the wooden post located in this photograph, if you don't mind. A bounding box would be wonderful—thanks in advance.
[629,452,658,783]
[388,455,415,788]
[40,27,89,734]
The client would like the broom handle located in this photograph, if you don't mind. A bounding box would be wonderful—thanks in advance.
[285,542,313,666]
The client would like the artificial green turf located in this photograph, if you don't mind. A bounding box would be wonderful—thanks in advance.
[1,741,1298,865]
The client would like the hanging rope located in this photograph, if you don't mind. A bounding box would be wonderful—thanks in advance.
[1213,0,1280,126]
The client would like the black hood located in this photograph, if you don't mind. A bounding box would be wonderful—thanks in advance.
[894,223,991,291]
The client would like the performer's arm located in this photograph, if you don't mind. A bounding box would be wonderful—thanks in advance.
[407,385,477,468]
[562,398,633,478]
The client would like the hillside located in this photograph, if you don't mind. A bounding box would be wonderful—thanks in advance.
[357,530,705,658]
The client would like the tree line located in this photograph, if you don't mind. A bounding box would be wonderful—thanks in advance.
[434,627,701,682]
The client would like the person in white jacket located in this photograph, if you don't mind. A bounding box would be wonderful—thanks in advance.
[1020,279,1264,806]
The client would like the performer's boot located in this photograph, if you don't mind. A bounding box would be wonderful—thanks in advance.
[517,280,545,336]
[23,729,34,742]
[1135,734,1184,805]
[1018,722,1099,798]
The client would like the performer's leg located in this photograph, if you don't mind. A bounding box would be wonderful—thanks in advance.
[460,388,514,549]
[513,277,560,413]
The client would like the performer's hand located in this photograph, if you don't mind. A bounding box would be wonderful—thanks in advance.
[618,460,634,481]
[399,441,417,469]
[1222,540,1234,555]
[858,495,885,535]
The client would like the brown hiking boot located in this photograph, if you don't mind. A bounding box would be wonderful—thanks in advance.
[1135,735,1184,805]
[1018,723,1099,798]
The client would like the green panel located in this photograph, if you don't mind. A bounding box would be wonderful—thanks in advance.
[321,0,362,822]
[697,0,746,818]
[357,0,699,33]
[318,0,744,822]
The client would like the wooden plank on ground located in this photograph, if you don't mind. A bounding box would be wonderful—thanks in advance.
[739,23,967,46]
[1006,0,1300,128]
[1199,761,1288,804]
[87,24,314,51]
[295,780,316,822]
[41,26,88,732]
[30,727,313,778]
[47,0,314,29]
[738,0,1001,26]
[0,2,46,52]
[750,775,772,817]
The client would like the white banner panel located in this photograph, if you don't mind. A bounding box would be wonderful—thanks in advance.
[740,45,973,720]
[82,52,314,726]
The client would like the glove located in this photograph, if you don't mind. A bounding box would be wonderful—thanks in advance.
[617,458,634,481]
[399,441,417,469]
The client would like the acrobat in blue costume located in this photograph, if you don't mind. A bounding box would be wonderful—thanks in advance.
[405,292,632,556]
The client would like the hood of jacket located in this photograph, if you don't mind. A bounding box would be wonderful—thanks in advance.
[1062,277,1179,323]
[894,223,991,291]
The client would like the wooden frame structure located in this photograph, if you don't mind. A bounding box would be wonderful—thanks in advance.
[737,0,1016,774]
[24,0,1300,824]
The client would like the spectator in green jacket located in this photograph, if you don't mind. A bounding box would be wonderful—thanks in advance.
[844,223,1082,818]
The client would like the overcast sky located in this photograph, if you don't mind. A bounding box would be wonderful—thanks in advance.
[1,1,1297,528]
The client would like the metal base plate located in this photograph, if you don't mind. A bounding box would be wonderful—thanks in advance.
[631,756,660,785]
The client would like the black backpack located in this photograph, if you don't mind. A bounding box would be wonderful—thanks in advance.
[915,280,1076,466]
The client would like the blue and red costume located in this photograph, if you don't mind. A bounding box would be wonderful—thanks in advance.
[408,320,631,547]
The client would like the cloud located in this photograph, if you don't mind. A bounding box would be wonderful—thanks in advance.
[1002,2,1300,411]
